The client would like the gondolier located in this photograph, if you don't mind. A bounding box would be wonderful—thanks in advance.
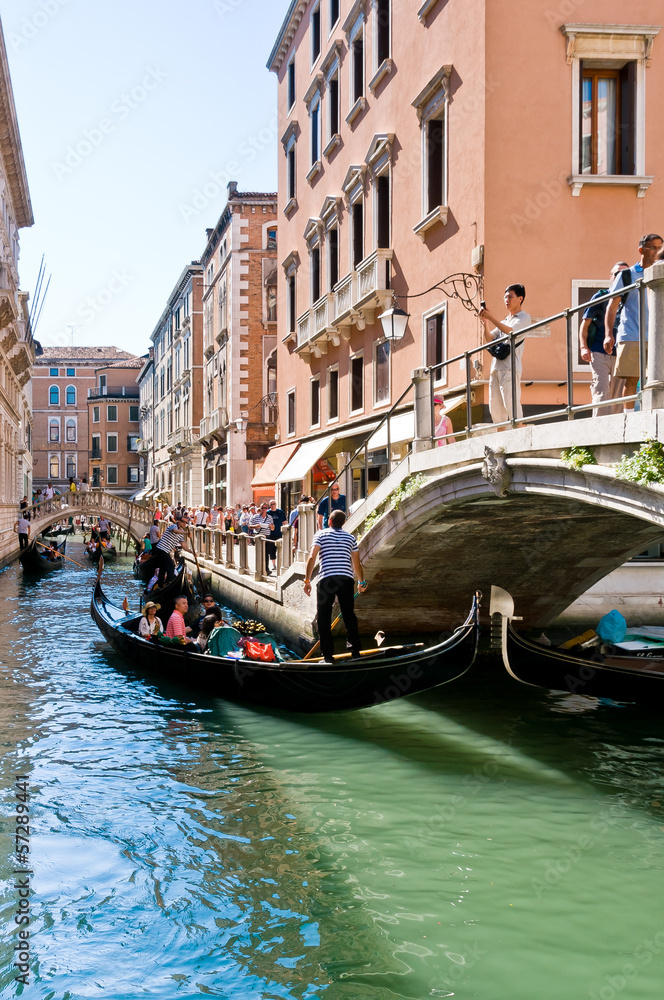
[14,515,31,551]
[98,517,110,540]
[154,514,190,586]
[304,509,367,662]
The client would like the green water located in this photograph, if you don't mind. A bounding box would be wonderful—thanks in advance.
[0,541,663,999]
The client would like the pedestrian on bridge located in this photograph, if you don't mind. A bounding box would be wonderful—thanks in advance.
[579,261,629,416]
[304,509,367,662]
[480,284,530,426]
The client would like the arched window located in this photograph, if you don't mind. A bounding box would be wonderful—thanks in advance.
[49,419,60,442]
[66,385,76,406]
[49,385,59,405]
[66,419,76,442]
[49,455,59,478]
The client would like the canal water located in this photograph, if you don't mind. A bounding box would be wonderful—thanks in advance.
[1,539,664,1000]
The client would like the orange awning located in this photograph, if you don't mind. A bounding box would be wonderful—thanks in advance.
[250,441,300,488]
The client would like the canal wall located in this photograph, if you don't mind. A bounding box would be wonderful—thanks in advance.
[0,504,19,569]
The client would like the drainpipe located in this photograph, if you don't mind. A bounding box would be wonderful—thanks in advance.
[643,260,664,411]
[412,368,433,453]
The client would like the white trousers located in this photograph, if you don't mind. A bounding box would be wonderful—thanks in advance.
[489,368,522,424]
[589,352,619,416]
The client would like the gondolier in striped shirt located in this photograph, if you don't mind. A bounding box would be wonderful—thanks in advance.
[249,504,274,575]
[304,509,367,662]
[154,514,190,586]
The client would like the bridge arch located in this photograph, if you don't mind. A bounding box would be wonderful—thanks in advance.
[354,459,664,631]
[31,491,153,543]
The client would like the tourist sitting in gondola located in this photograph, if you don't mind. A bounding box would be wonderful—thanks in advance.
[48,541,60,561]
[138,601,163,638]
[196,611,224,653]
[165,596,201,651]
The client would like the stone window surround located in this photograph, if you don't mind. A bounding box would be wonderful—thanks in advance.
[327,362,340,425]
[561,23,660,198]
[344,0,367,124]
[310,374,321,429]
[422,299,448,387]
[369,0,393,94]
[373,336,391,409]
[366,134,394,252]
[321,41,343,157]
[412,64,452,239]
[349,349,364,416]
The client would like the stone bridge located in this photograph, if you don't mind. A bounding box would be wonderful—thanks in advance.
[29,491,153,542]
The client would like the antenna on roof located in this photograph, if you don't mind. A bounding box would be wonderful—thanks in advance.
[28,254,52,338]
[66,324,81,347]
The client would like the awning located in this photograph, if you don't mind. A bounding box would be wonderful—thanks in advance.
[250,441,299,488]
[367,411,414,450]
[131,486,151,501]
[332,420,379,453]
[276,433,337,484]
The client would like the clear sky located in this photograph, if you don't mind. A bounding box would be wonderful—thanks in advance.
[0,0,287,356]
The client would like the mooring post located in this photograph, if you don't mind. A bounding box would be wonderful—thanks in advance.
[642,260,664,411]
[412,368,433,453]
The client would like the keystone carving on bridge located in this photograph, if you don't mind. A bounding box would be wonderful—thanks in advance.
[482,446,512,497]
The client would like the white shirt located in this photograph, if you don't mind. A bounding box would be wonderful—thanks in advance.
[490,310,531,373]
[45,487,54,500]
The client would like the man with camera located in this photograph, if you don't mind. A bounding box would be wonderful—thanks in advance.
[479,284,531,425]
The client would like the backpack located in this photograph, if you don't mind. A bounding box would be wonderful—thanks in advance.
[615,267,632,325]
[586,289,609,352]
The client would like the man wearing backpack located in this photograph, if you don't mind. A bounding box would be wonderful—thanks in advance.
[604,233,663,409]
[580,262,629,416]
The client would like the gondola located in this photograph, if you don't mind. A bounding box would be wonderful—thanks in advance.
[141,559,197,622]
[19,536,66,574]
[91,582,481,713]
[86,540,117,563]
[133,550,156,581]
[490,586,664,703]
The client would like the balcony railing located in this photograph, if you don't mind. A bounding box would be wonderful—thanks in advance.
[199,408,227,440]
[313,292,336,337]
[88,386,140,399]
[297,309,311,348]
[167,427,193,451]
[355,248,393,310]
[334,271,356,326]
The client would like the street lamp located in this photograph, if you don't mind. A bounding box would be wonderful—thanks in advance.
[379,273,483,346]
[234,416,248,434]
[378,300,410,342]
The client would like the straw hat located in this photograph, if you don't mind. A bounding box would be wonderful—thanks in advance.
[142,601,161,614]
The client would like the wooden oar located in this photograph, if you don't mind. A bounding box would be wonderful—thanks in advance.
[304,589,360,660]
[34,539,86,569]
[186,526,206,596]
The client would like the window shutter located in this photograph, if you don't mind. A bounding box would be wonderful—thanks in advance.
[619,62,636,176]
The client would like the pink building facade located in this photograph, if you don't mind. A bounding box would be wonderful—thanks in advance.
[267,0,663,508]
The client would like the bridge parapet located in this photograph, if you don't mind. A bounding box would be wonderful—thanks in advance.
[30,490,153,541]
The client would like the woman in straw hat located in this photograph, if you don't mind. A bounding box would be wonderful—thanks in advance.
[139,601,163,638]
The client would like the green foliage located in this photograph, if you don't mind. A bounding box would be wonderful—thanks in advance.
[359,474,428,539]
[561,446,597,471]
[615,440,664,486]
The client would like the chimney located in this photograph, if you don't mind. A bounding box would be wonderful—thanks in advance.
[206,228,213,240]
[228,181,238,198]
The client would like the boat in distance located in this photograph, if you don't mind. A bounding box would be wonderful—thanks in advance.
[91,581,481,713]
[490,585,664,703]
[19,537,66,574]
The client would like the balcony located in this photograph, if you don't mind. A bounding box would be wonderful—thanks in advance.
[295,293,340,358]
[354,249,394,320]
[334,271,357,327]
[198,408,227,442]
[167,427,193,453]
[88,385,140,400]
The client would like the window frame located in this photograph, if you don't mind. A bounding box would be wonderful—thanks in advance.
[329,0,340,34]
[310,375,321,429]
[412,65,452,237]
[106,465,118,486]
[106,433,118,453]
[286,388,296,437]
[327,364,340,423]
[350,351,364,415]
[373,338,391,408]
[107,405,118,422]
[127,466,140,484]
[287,57,296,113]
[49,368,58,377]
[66,368,75,377]
[49,385,59,406]
[91,433,102,459]
[310,2,322,67]
[49,454,59,479]
[66,418,77,443]
[92,406,100,423]
[66,384,76,406]
[48,418,60,443]
[66,455,76,479]
[422,301,448,387]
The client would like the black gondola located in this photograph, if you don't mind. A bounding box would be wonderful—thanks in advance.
[91,582,481,713]
[86,541,117,562]
[133,550,156,581]
[490,585,664,703]
[19,537,66,574]
[141,559,196,623]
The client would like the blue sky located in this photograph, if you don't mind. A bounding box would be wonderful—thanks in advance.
[0,0,287,356]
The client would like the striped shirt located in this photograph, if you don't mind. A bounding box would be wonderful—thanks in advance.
[249,513,274,538]
[156,525,184,554]
[165,610,186,638]
[312,527,358,580]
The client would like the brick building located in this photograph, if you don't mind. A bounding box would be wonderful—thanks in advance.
[150,264,204,506]
[87,357,145,495]
[267,1,663,507]
[32,347,136,490]
[198,183,279,508]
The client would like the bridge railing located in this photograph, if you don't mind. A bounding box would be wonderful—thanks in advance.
[30,490,154,538]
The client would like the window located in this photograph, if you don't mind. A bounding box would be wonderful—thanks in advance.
[66,368,75,377]
[106,466,118,485]
[92,467,101,488]
[66,419,76,442]
[581,68,630,175]
[328,366,339,421]
[311,376,320,427]
[376,173,390,249]
[376,0,390,66]
[49,455,59,479]
[562,24,659,196]
[91,434,101,459]
[426,117,445,213]
[66,385,76,406]
[127,435,139,452]
[425,306,446,384]
[129,405,139,422]
[107,434,118,453]
[288,272,297,334]
[311,3,321,64]
[166,361,172,391]
[352,199,364,267]
[49,368,58,377]
[329,70,340,138]
[99,374,107,392]
[66,456,76,479]
[287,389,296,436]
[328,226,339,290]
[267,228,277,250]
[49,419,59,442]
[311,96,321,165]
[128,466,140,484]
[107,405,117,422]
[311,244,321,304]
[352,30,364,105]
[374,341,390,405]
[351,354,364,412]
[288,145,296,201]
[93,406,100,423]
[49,385,59,405]
[287,58,296,111]
[267,283,277,322]
[330,0,340,30]
[412,66,451,234]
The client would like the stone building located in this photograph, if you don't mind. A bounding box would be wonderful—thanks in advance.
[198,182,279,509]
[267,0,663,508]
[150,263,204,506]
[32,346,136,490]
[87,357,144,495]
[134,348,154,502]
[0,16,34,565]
